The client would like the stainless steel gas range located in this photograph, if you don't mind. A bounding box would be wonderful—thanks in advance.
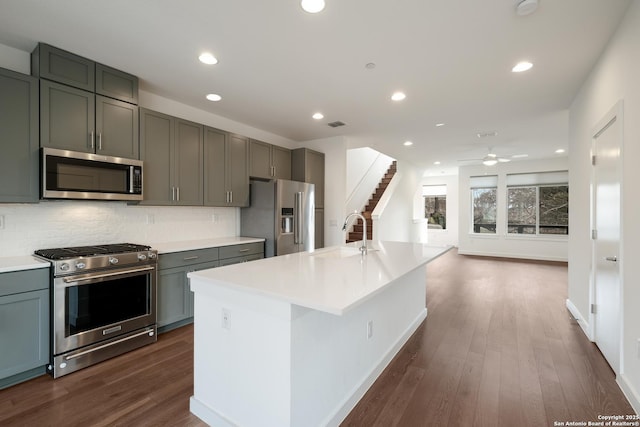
[34,243,158,378]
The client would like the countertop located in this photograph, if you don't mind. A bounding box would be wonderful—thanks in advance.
[188,241,451,315]
[151,237,266,254]
[0,256,50,274]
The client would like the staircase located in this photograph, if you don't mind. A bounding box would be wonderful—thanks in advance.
[347,161,397,243]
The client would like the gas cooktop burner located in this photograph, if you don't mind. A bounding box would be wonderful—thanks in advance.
[34,243,151,260]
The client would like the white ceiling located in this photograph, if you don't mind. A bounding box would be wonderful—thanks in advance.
[0,0,631,173]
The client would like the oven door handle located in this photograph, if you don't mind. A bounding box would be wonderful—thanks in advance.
[62,266,155,284]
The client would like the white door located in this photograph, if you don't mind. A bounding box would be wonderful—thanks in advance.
[592,104,622,374]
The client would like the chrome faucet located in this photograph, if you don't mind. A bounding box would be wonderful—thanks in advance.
[342,211,368,255]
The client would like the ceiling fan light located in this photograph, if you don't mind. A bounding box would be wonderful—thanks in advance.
[498,158,511,163]
[483,158,498,166]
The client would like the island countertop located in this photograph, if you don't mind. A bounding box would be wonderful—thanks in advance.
[188,240,451,315]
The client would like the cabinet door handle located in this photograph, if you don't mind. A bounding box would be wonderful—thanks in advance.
[176,187,180,201]
[183,256,199,261]
[229,191,233,204]
[98,133,103,150]
[171,187,176,201]
[238,248,250,253]
[89,131,95,150]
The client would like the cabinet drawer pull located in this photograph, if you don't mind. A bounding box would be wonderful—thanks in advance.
[238,249,250,253]
[183,256,199,261]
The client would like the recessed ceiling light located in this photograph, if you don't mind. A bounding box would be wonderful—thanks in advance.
[403,141,413,146]
[516,0,539,16]
[512,61,533,72]
[206,93,222,102]
[391,92,406,101]
[434,161,441,165]
[301,0,325,13]
[365,62,376,70]
[435,123,445,127]
[199,53,218,65]
[555,148,566,154]
[312,112,324,120]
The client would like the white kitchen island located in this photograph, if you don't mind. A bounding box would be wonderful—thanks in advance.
[187,241,451,427]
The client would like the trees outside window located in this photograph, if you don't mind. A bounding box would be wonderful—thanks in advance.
[507,185,568,235]
[472,188,497,233]
[425,196,446,229]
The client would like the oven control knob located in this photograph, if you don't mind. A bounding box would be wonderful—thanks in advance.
[76,262,86,270]
[138,253,147,261]
[109,257,119,265]
[59,263,70,271]
[148,252,157,259]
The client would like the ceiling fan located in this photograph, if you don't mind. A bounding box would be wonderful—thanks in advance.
[457,148,511,166]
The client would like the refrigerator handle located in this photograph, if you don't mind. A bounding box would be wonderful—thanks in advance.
[294,191,304,245]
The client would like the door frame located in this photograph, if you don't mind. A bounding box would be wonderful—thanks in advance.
[589,100,624,374]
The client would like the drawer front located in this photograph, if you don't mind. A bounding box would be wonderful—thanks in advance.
[0,268,49,297]
[218,253,264,267]
[219,242,264,260]
[158,248,219,270]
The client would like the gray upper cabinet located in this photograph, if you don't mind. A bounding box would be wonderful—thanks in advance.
[32,43,95,92]
[249,139,291,180]
[0,68,39,203]
[139,108,173,204]
[95,95,138,158]
[40,81,138,158]
[139,109,203,205]
[174,119,204,206]
[95,63,138,105]
[204,128,249,207]
[292,148,325,208]
[40,80,95,153]
[33,43,139,158]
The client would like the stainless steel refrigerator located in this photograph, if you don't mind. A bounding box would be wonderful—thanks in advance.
[241,179,315,257]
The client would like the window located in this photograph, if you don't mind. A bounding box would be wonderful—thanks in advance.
[423,185,446,230]
[470,176,497,234]
[506,171,569,235]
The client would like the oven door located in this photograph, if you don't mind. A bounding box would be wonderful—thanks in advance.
[52,265,157,356]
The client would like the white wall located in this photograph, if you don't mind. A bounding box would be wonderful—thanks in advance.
[457,157,569,262]
[374,160,424,243]
[568,1,640,412]
[422,174,459,247]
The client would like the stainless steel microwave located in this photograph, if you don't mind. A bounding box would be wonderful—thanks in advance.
[41,148,143,201]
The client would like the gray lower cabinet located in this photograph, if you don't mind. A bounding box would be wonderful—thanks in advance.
[157,243,264,332]
[218,242,264,266]
[0,268,49,389]
[40,80,138,158]
[0,67,39,203]
[204,128,249,207]
[139,109,203,206]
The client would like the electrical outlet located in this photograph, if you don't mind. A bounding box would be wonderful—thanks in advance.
[212,213,219,224]
[222,308,231,330]
[146,214,155,224]
[0,215,4,229]
[367,320,373,340]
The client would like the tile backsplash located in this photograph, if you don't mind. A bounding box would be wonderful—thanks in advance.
[0,201,238,256]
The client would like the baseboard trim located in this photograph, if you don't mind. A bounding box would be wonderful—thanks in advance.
[324,308,428,427]
[190,396,236,427]
[457,249,567,263]
[617,374,640,415]
[566,298,592,340]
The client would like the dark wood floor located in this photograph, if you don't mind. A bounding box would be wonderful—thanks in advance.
[0,250,634,426]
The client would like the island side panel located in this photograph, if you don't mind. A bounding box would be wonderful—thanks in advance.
[189,278,294,427]
[290,265,428,427]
